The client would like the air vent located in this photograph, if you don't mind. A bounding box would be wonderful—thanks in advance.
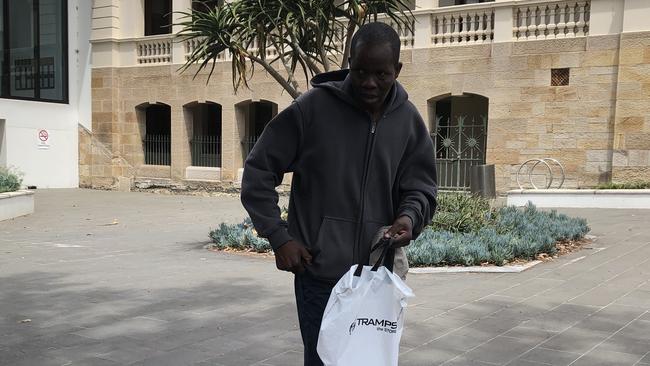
[551,68,570,86]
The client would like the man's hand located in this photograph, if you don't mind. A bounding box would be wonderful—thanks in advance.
[384,216,414,248]
[275,240,313,274]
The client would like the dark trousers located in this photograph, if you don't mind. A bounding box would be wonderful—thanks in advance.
[294,273,336,366]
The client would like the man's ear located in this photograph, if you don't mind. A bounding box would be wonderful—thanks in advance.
[395,62,403,79]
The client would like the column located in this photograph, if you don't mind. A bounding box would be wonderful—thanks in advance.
[493,4,514,43]
[171,103,192,180]
[173,0,193,65]
[413,13,432,48]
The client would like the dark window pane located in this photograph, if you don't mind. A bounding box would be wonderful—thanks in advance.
[1,0,66,102]
[8,0,35,98]
[439,0,494,6]
[1,0,4,95]
[39,0,65,101]
[145,0,172,36]
[403,0,415,10]
[192,0,222,13]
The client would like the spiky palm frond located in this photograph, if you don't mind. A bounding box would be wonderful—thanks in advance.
[177,0,415,97]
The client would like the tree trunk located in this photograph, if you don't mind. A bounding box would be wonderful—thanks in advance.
[248,55,302,99]
[340,22,357,69]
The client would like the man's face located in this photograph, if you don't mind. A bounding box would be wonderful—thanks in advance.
[349,42,402,114]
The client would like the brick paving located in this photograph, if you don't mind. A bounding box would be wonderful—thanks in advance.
[0,189,648,365]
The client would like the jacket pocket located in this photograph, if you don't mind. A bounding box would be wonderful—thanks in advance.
[311,216,357,280]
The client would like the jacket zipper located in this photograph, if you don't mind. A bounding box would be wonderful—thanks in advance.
[353,116,381,265]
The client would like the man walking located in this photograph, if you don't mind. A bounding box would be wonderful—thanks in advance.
[241,22,437,365]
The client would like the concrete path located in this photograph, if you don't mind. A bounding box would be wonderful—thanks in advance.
[0,189,648,366]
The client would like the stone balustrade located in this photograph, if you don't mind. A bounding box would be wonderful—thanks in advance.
[129,0,592,66]
[377,14,416,48]
[513,1,590,40]
[184,37,232,62]
[136,37,173,64]
[429,6,495,46]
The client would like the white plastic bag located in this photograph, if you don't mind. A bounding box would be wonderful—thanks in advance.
[317,244,414,366]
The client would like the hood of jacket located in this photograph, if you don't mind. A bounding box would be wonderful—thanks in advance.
[310,69,409,116]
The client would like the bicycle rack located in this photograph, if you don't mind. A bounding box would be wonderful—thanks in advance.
[516,158,565,189]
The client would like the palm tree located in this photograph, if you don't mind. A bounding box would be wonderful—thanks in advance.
[177,0,414,99]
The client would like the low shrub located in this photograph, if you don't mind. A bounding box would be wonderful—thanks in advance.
[430,193,493,233]
[209,195,590,267]
[208,219,272,253]
[596,181,650,189]
[407,202,590,266]
[0,167,23,193]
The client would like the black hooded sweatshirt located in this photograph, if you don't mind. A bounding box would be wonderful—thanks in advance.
[241,69,438,282]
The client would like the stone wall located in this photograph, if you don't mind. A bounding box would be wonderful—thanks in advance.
[79,124,135,189]
[87,34,650,192]
[90,63,296,185]
[612,31,650,182]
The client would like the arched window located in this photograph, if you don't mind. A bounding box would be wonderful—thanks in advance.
[236,100,278,158]
[185,102,222,167]
[428,93,489,190]
[139,103,171,166]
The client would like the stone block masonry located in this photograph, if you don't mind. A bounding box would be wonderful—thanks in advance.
[83,33,650,193]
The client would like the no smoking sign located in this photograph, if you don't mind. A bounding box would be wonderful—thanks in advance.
[37,129,51,149]
[39,130,49,142]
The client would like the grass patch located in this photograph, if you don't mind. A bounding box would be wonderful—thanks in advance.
[0,167,23,193]
[208,194,590,267]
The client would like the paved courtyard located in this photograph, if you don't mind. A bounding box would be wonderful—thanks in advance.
[0,189,649,366]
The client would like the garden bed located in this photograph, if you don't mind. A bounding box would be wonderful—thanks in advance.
[0,190,34,222]
[207,193,591,269]
[0,167,31,222]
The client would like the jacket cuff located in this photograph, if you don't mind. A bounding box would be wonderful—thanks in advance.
[398,208,421,232]
[268,227,293,251]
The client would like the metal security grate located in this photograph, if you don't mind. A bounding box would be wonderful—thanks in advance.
[191,135,221,167]
[243,135,260,157]
[143,134,171,166]
[551,68,570,86]
[432,115,488,191]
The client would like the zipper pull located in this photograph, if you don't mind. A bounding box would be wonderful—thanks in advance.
[371,121,377,134]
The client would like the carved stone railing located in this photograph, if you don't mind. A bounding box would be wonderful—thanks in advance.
[513,1,590,40]
[429,7,495,46]
[184,37,232,62]
[118,0,594,67]
[377,15,415,48]
[136,36,173,64]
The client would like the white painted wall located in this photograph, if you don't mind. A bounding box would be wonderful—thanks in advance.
[0,1,92,188]
[623,0,650,32]
[0,120,6,167]
[590,0,625,36]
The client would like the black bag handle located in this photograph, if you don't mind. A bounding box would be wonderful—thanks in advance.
[353,237,395,277]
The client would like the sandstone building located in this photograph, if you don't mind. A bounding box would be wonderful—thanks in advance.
[84,0,650,193]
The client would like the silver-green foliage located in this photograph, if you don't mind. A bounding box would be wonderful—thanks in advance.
[209,195,590,267]
[0,167,23,193]
[407,201,590,267]
[208,219,272,253]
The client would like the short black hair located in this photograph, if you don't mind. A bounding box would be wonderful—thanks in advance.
[350,22,401,66]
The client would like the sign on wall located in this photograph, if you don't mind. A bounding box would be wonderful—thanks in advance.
[37,129,50,150]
